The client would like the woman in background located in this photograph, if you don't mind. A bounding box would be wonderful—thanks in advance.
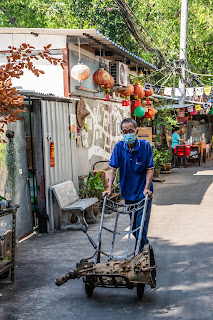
[172,127,185,167]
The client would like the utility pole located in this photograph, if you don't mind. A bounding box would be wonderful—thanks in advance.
[179,0,188,107]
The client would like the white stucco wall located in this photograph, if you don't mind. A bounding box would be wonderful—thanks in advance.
[0,33,66,97]
[77,98,130,176]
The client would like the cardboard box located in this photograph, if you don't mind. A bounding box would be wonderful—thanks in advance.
[137,127,152,143]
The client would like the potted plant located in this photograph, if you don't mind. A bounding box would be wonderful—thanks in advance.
[153,148,164,178]
[161,149,172,172]
[79,171,105,221]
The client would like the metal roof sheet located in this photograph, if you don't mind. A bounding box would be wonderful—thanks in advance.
[0,27,156,70]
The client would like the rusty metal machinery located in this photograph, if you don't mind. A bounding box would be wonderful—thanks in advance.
[55,195,156,299]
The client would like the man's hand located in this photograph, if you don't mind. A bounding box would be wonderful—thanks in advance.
[102,187,112,197]
[143,188,153,198]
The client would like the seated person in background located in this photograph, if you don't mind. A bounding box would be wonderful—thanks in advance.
[172,127,185,167]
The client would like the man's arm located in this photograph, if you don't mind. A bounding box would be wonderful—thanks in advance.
[143,168,154,197]
[103,168,117,197]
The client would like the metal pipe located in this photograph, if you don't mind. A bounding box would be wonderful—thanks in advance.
[95,196,107,263]
[135,194,149,255]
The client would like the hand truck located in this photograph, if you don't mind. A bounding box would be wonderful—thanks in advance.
[55,194,156,299]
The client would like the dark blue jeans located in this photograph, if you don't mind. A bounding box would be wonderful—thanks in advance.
[125,197,152,252]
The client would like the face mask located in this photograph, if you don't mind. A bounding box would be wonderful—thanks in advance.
[123,133,136,144]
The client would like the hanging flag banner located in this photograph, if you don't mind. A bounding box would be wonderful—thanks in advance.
[164,87,172,96]
[154,85,160,93]
[195,105,201,110]
[144,83,152,91]
[195,87,204,96]
[186,87,194,97]
[204,86,211,96]
[175,88,183,97]
[187,106,194,112]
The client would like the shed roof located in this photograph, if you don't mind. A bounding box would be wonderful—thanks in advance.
[0,27,156,70]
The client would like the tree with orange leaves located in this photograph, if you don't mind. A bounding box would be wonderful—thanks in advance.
[0,43,63,142]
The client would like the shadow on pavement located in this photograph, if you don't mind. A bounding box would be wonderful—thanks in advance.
[0,231,213,320]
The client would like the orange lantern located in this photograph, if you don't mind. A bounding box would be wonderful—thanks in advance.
[134,83,145,99]
[133,83,145,107]
[71,63,90,89]
[119,83,134,97]
[144,87,153,97]
[119,83,134,106]
[105,75,114,93]
[93,68,110,88]
[104,75,114,101]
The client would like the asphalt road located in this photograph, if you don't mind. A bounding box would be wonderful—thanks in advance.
[1,162,213,320]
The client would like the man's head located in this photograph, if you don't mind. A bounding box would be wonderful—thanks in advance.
[120,118,138,145]
[120,118,137,134]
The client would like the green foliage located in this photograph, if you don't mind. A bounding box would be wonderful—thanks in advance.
[1,0,212,75]
[153,148,164,170]
[6,138,19,204]
[154,106,178,131]
[79,171,105,201]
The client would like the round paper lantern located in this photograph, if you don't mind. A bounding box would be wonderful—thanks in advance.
[119,83,134,97]
[105,75,114,91]
[145,87,153,97]
[134,83,145,99]
[93,68,110,87]
[190,108,197,116]
[71,63,90,82]
[134,106,145,117]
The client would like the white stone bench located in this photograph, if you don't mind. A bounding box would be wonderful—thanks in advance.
[50,181,98,230]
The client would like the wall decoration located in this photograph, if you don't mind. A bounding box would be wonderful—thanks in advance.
[76,98,90,128]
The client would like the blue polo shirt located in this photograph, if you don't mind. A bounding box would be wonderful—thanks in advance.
[109,139,154,201]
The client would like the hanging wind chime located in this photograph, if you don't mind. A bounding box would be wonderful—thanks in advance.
[71,38,90,90]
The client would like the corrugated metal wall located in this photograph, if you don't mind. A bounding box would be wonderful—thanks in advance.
[41,100,78,231]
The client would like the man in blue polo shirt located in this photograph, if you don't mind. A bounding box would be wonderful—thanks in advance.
[103,118,154,251]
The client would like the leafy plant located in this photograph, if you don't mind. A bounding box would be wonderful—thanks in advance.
[161,149,172,164]
[79,171,105,201]
[153,148,164,171]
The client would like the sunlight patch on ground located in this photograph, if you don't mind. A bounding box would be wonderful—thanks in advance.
[193,170,213,175]
[156,281,213,293]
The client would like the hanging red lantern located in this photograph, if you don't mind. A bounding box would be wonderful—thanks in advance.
[144,87,153,97]
[133,83,145,107]
[71,63,90,89]
[119,83,134,106]
[104,75,114,101]
[93,68,110,89]
[145,108,154,118]
[134,83,145,99]
[119,83,134,97]
[105,75,114,92]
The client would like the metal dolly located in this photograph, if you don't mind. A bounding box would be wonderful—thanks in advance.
[55,194,156,299]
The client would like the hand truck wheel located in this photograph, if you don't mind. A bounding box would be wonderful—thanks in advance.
[85,283,94,297]
[137,284,145,299]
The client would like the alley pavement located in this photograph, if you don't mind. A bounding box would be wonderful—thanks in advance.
[1,161,213,320]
